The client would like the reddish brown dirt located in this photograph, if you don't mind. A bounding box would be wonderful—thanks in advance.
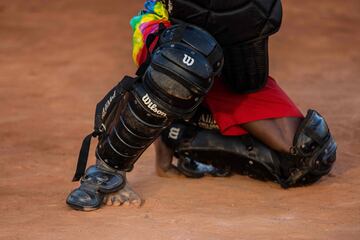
[1,0,359,239]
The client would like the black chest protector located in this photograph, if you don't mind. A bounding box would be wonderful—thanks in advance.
[163,0,282,93]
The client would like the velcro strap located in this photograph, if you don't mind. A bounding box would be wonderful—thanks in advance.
[72,132,97,181]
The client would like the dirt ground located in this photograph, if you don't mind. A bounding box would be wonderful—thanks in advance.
[0,0,359,239]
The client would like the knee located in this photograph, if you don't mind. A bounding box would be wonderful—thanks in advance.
[273,138,293,154]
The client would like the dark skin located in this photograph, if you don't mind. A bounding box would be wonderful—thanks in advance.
[241,117,301,154]
[155,117,302,177]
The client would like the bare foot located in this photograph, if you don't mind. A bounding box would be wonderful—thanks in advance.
[103,180,142,207]
[154,137,183,178]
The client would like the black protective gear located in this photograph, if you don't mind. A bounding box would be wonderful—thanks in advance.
[161,121,231,178]
[281,110,337,187]
[164,0,283,93]
[165,125,283,182]
[136,23,224,78]
[97,42,217,172]
[66,163,125,211]
[68,30,224,210]
[162,109,336,188]
[177,156,232,178]
[159,24,224,76]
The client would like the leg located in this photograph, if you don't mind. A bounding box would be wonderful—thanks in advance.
[169,110,336,187]
[241,117,302,154]
[67,37,222,211]
[160,116,231,178]
[154,137,182,177]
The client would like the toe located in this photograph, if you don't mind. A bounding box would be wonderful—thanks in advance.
[122,201,130,207]
[105,196,113,206]
[112,197,122,206]
[130,198,142,207]
[128,191,142,207]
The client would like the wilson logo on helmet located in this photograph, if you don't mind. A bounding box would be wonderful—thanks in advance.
[183,54,195,66]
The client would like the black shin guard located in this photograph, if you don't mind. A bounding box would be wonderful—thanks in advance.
[66,163,125,211]
[67,28,224,210]
[97,42,217,172]
[174,129,283,182]
[162,110,336,187]
[281,110,337,188]
[161,109,231,178]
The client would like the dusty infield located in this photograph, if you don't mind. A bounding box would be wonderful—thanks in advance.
[1,0,359,239]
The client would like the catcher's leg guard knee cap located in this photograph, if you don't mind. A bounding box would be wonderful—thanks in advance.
[283,109,337,187]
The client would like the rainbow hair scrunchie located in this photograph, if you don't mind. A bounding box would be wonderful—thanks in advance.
[130,0,171,66]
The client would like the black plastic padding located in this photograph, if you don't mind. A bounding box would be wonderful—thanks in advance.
[135,42,216,117]
[67,164,126,211]
[166,0,282,93]
[108,128,144,156]
[159,24,224,75]
[97,139,144,170]
[294,110,331,157]
[121,101,166,136]
[144,69,200,112]
[175,129,283,182]
[148,68,192,100]
[116,116,153,148]
[281,109,337,187]
[80,165,125,193]
[169,0,282,45]
[222,38,269,93]
[152,42,213,86]
[66,187,103,211]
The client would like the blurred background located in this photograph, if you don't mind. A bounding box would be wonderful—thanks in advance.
[0,1,359,239]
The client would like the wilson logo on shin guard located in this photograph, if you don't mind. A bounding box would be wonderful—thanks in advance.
[183,54,195,66]
[142,94,167,117]
[168,127,181,140]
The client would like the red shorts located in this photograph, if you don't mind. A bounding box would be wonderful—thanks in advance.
[204,76,304,136]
